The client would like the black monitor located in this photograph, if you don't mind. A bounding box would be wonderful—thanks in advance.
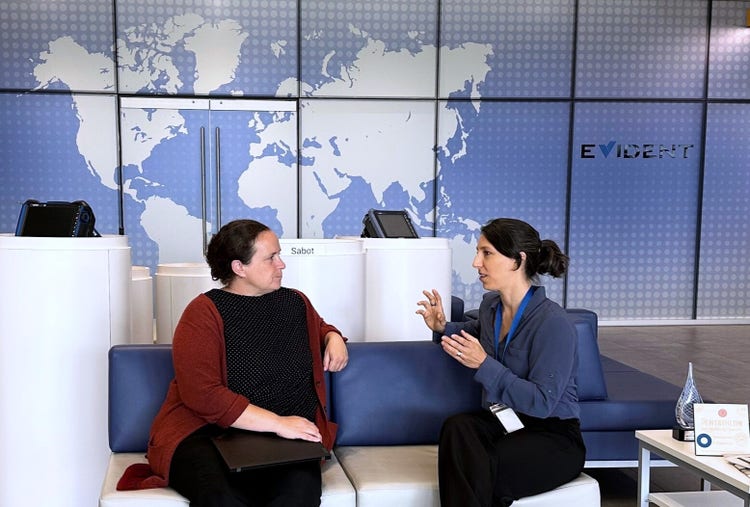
[15,200,98,237]
[361,209,419,238]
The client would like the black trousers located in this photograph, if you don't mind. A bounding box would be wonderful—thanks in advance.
[169,427,322,507]
[438,410,586,507]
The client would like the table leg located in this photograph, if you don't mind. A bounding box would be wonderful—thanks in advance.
[637,442,651,507]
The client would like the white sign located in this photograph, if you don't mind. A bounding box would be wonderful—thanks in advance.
[694,403,750,456]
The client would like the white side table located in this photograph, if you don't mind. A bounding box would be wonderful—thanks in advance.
[637,429,750,507]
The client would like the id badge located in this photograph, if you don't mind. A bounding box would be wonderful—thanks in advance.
[489,403,525,434]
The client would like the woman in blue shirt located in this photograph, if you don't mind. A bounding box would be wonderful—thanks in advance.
[417,218,585,507]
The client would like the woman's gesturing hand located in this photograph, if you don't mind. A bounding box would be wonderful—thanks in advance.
[416,289,447,333]
[441,330,487,369]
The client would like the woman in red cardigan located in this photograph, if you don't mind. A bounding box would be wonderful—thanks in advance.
[120,219,348,507]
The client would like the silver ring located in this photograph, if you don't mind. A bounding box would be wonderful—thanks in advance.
[430,302,436,306]
[457,351,462,358]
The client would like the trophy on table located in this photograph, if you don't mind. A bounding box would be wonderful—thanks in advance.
[673,361,703,441]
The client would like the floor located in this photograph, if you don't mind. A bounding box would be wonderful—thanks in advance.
[591,323,750,506]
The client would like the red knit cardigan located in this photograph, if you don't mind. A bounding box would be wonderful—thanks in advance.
[117,289,342,490]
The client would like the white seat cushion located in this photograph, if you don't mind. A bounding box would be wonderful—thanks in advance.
[514,473,600,506]
[335,445,599,507]
[100,452,355,507]
[322,452,358,507]
[99,454,188,507]
[335,445,440,507]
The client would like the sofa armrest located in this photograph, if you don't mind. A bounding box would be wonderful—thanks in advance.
[567,309,608,401]
[109,344,174,452]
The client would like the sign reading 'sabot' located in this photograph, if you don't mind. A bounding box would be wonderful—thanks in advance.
[289,246,316,255]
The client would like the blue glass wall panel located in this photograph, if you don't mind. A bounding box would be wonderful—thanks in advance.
[0,0,115,91]
[300,0,438,98]
[440,0,575,98]
[698,104,750,318]
[0,92,119,234]
[212,102,299,238]
[119,98,298,276]
[120,100,210,268]
[708,3,750,99]
[576,0,708,99]
[568,102,703,319]
[298,99,436,238]
[115,0,297,96]
[436,101,570,309]
[1,0,750,320]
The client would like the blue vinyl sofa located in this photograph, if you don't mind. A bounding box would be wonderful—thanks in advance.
[100,308,680,506]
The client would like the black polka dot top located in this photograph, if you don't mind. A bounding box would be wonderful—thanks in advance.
[206,287,318,422]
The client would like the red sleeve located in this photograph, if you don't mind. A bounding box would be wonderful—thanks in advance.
[172,294,249,427]
[293,289,343,449]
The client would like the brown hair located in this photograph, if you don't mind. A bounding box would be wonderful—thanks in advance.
[205,219,271,285]
[480,218,569,280]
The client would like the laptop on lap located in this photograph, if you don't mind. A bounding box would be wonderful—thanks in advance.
[211,430,330,472]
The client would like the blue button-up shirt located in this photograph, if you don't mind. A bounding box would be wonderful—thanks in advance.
[442,286,580,420]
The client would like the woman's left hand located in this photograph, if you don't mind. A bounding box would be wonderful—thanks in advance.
[441,330,487,369]
[323,332,349,372]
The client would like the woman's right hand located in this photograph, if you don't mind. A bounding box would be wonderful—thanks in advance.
[416,289,447,333]
[233,405,322,442]
[274,415,322,442]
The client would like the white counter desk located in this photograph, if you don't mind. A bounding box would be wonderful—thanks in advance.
[0,234,131,507]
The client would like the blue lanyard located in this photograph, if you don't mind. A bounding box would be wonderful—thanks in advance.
[494,287,534,361]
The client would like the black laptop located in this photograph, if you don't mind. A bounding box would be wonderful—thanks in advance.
[211,430,331,472]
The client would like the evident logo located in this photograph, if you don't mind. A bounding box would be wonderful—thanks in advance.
[580,141,694,159]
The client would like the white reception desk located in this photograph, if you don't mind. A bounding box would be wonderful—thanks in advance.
[281,238,366,341]
[154,239,366,343]
[0,234,131,507]
[361,237,451,341]
[152,237,451,343]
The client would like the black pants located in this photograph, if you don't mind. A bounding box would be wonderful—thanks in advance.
[169,427,322,507]
[438,411,586,507]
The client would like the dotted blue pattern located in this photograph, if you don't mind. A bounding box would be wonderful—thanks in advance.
[440,0,575,98]
[298,98,437,236]
[568,102,703,319]
[115,0,297,96]
[708,3,750,99]
[1,1,750,319]
[0,93,120,234]
[120,104,299,269]
[437,101,570,306]
[698,104,750,318]
[300,0,438,97]
[576,0,708,98]
[120,106,210,269]
[215,109,298,237]
[0,0,114,90]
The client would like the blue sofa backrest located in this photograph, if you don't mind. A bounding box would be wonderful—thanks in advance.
[330,308,607,446]
[330,340,482,446]
[107,309,606,452]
